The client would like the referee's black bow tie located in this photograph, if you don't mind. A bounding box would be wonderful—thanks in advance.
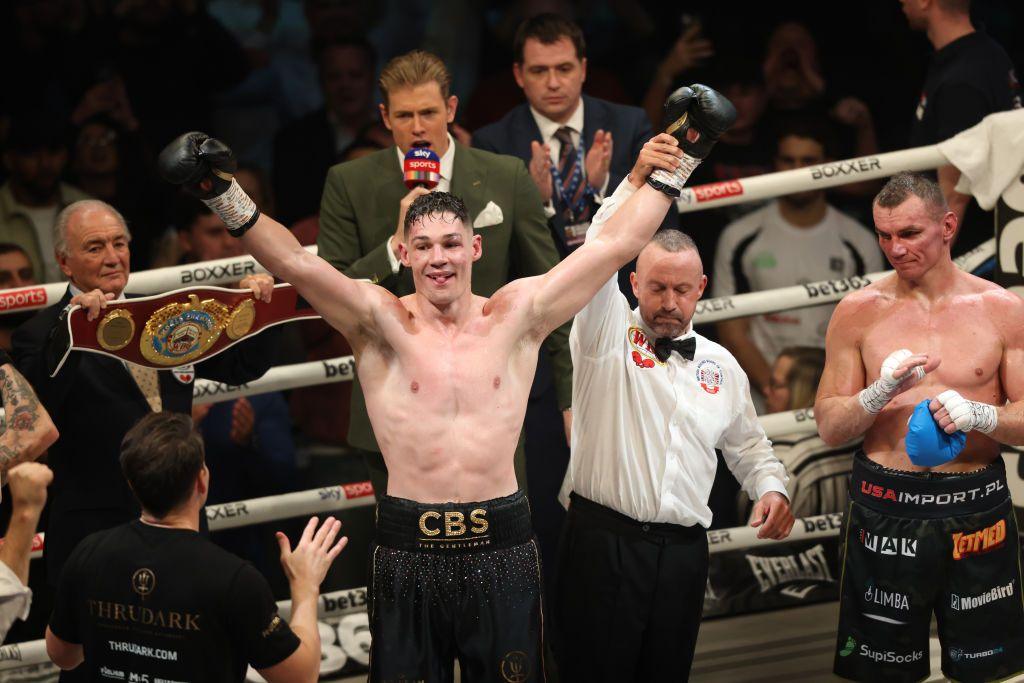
[654,336,696,362]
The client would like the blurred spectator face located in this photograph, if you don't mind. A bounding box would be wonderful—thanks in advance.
[115,0,175,30]
[14,0,81,35]
[58,205,130,295]
[3,145,67,206]
[513,36,586,124]
[630,244,706,340]
[73,121,119,177]
[179,214,244,263]
[305,0,363,42]
[774,134,826,207]
[723,83,766,133]
[900,0,929,31]
[763,22,822,107]
[765,353,794,414]
[0,249,36,289]
[380,82,457,156]
[321,45,374,121]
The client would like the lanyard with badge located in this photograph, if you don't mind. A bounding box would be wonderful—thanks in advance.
[548,134,593,228]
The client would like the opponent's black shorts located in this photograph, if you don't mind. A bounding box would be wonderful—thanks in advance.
[368,490,545,683]
[835,452,1024,683]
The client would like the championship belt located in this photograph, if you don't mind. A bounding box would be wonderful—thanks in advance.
[49,283,319,376]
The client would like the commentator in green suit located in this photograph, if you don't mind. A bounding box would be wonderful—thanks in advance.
[316,50,572,495]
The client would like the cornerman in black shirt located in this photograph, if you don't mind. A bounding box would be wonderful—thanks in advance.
[44,412,347,682]
[903,0,1021,255]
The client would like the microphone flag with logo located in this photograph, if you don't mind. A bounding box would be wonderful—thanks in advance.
[403,147,441,190]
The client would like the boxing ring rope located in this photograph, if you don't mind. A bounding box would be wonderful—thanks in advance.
[673,145,945,213]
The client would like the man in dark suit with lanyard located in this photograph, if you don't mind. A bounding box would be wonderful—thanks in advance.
[12,199,279,604]
[473,13,680,581]
[316,50,572,503]
[473,13,679,261]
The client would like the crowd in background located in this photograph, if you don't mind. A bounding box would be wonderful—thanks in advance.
[0,0,1020,663]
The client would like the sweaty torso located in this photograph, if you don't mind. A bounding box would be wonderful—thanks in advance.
[858,275,1006,471]
[355,292,540,502]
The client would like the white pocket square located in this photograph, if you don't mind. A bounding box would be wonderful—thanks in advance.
[473,201,504,228]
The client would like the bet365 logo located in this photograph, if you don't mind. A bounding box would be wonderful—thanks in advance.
[839,636,856,657]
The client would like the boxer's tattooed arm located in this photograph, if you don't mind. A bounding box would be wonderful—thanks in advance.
[0,364,53,471]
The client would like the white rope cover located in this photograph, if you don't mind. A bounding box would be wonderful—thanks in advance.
[674,145,945,213]
[0,246,318,316]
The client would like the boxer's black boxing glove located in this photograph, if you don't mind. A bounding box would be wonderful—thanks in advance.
[648,84,737,197]
[158,132,260,237]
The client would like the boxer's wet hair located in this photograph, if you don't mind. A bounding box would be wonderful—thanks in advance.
[120,412,205,518]
[514,13,586,63]
[404,191,470,237]
[875,172,948,220]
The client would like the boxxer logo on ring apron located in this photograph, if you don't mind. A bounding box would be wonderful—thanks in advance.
[696,359,724,394]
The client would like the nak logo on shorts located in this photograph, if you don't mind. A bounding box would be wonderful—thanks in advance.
[952,519,1006,560]
[695,359,724,394]
[627,327,661,369]
[858,529,917,557]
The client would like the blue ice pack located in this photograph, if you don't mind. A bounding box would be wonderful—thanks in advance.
[905,398,966,466]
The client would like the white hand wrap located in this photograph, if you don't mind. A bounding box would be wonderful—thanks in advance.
[935,390,998,434]
[201,179,259,235]
[647,152,702,194]
[857,349,926,415]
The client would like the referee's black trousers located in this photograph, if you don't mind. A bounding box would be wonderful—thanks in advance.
[553,493,708,682]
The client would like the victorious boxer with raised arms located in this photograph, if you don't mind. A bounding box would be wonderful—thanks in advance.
[160,86,735,681]
[815,172,1024,683]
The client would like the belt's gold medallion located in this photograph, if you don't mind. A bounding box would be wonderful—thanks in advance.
[97,309,135,351]
[226,298,256,340]
[140,294,230,366]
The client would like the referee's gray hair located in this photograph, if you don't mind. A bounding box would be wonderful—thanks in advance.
[647,228,698,254]
[54,200,131,258]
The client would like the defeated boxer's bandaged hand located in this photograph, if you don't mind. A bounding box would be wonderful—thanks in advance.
[857,349,927,415]
[906,399,966,466]
[934,389,998,434]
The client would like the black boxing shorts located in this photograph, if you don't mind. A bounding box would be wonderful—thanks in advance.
[368,490,545,683]
[834,452,1024,683]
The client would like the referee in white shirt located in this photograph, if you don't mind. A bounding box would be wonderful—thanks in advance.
[554,179,795,682]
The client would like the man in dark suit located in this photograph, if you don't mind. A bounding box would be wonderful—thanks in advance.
[12,199,280,593]
[473,13,678,260]
[317,49,572,499]
[472,13,678,585]
[272,37,381,226]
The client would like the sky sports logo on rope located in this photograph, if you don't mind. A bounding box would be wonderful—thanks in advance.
[838,636,923,664]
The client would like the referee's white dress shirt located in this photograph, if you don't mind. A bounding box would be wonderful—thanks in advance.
[564,178,789,528]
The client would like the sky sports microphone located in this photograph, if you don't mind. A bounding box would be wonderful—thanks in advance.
[403,147,441,190]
